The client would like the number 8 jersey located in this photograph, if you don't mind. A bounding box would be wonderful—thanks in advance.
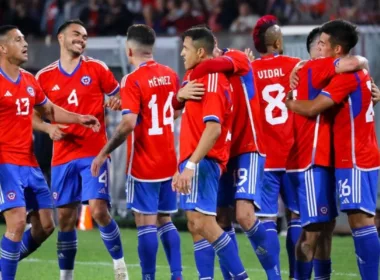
[121,61,178,181]
[252,54,300,170]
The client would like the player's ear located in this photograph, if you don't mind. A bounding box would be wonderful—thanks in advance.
[335,44,343,56]
[128,48,133,57]
[197,47,206,59]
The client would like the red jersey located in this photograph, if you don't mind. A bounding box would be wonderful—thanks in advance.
[223,49,265,158]
[252,54,300,170]
[179,71,233,171]
[121,61,179,181]
[36,56,119,166]
[0,68,47,166]
[321,70,380,169]
[287,57,337,171]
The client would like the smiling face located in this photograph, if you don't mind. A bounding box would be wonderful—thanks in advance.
[0,28,28,65]
[59,23,88,57]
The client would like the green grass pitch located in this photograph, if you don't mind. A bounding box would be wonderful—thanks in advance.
[11,226,362,279]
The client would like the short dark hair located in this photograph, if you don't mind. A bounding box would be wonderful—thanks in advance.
[57,19,85,35]
[306,27,320,54]
[182,27,215,55]
[320,19,358,54]
[127,24,156,46]
[0,25,18,37]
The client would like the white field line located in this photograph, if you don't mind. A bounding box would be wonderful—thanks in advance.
[23,258,359,277]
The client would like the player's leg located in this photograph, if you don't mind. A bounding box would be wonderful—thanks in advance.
[156,179,183,280]
[19,166,55,261]
[80,157,127,280]
[52,160,81,280]
[234,153,280,279]
[337,168,380,280]
[0,164,30,279]
[313,220,335,280]
[126,176,162,280]
[180,158,249,279]
[280,172,302,280]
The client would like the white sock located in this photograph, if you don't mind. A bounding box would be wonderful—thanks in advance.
[60,270,73,280]
[113,257,126,268]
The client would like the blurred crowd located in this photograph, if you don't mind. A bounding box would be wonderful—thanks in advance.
[0,0,380,38]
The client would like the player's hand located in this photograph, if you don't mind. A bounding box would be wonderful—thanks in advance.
[371,80,380,104]
[172,171,180,191]
[78,115,101,132]
[91,153,107,177]
[290,60,307,89]
[104,96,121,111]
[47,124,68,141]
[176,168,194,194]
[177,81,205,102]
[244,48,255,62]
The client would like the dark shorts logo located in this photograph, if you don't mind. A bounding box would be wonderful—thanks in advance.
[81,76,92,86]
[320,206,328,215]
[26,86,35,97]
[7,191,16,201]
[53,192,58,200]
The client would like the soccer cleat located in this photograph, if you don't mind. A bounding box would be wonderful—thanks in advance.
[114,263,129,280]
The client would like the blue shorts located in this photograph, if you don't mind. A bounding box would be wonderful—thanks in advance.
[256,171,299,217]
[0,164,52,212]
[179,158,221,215]
[126,177,177,214]
[51,157,110,207]
[288,166,338,227]
[218,153,264,209]
[336,167,379,216]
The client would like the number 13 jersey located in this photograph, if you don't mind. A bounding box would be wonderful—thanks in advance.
[252,54,300,170]
[36,56,120,166]
[120,61,178,181]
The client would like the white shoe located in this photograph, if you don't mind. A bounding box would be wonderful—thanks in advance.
[114,263,129,280]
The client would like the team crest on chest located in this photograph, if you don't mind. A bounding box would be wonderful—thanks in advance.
[26,86,35,97]
[81,75,92,86]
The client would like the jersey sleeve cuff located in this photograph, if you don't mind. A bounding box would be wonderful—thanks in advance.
[35,97,48,106]
[106,84,120,96]
[122,109,139,115]
[334,58,341,66]
[320,91,332,98]
[203,115,220,123]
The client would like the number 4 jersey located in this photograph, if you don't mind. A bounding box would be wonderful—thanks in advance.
[36,56,120,166]
[121,61,178,181]
[252,54,300,170]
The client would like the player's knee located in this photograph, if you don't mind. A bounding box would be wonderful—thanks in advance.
[296,234,319,261]
[157,214,171,227]
[347,210,374,229]
[236,210,256,230]
[42,220,55,238]
[91,207,111,225]
[187,218,204,235]
[6,218,26,240]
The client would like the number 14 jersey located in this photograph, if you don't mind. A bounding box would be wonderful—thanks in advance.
[121,61,178,181]
[252,54,300,170]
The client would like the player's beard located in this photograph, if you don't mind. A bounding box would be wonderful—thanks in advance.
[66,40,84,57]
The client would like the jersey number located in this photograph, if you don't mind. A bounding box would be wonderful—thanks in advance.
[68,89,78,106]
[148,92,174,135]
[16,98,29,115]
[262,83,288,125]
[365,81,375,123]
[338,179,351,197]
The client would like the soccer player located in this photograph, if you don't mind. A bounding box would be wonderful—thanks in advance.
[172,26,249,280]
[91,24,183,280]
[250,15,301,279]
[35,20,127,280]
[286,19,380,280]
[0,25,99,280]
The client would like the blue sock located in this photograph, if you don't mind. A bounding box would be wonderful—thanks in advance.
[98,219,124,260]
[295,260,313,280]
[212,232,248,279]
[352,225,380,280]
[158,222,183,280]
[262,221,281,270]
[218,226,237,279]
[137,225,158,280]
[287,219,302,278]
[245,220,280,279]
[1,236,21,280]
[194,239,215,279]
[57,231,77,271]
[313,259,331,280]
[19,228,40,261]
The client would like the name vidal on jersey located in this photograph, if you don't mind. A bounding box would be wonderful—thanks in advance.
[148,76,171,87]
[257,68,285,79]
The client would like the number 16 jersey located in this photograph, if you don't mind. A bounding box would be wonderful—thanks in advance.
[252,54,300,170]
[121,61,178,181]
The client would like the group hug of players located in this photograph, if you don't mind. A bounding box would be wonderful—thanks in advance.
[0,12,379,280]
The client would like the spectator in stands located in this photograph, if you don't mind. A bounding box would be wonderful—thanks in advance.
[169,0,205,34]
[64,0,87,20]
[41,0,65,36]
[269,0,301,24]
[230,1,259,32]
[161,0,183,34]
[80,0,107,36]
[99,0,134,35]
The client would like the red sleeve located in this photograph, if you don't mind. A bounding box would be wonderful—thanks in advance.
[320,74,358,104]
[96,63,120,96]
[34,80,48,106]
[308,57,338,88]
[120,74,141,115]
[171,73,184,110]
[223,49,250,76]
[202,73,226,124]
[190,57,234,80]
